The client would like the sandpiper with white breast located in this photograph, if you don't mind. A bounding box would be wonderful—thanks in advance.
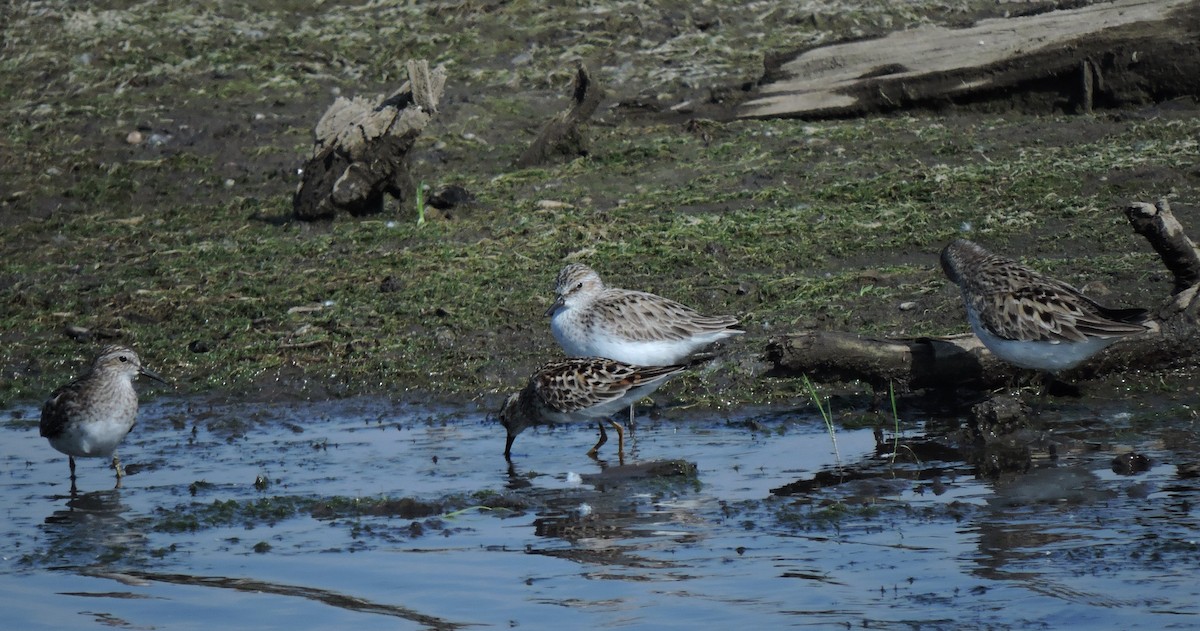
[40,345,168,490]
[547,263,744,366]
[940,238,1151,375]
[499,357,687,460]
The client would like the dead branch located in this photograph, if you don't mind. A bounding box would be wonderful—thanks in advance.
[293,60,447,220]
[765,331,1017,391]
[515,63,605,168]
[1125,199,1200,298]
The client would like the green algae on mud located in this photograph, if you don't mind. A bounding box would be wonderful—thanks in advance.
[3,1,1199,407]
[5,111,1196,407]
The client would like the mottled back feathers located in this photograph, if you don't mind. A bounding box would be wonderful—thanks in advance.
[547,263,743,360]
[941,238,1149,344]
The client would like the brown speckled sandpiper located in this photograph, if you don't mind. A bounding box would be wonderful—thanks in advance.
[499,357,687,461]
[40,345,168,490]
[940,238,1151,373]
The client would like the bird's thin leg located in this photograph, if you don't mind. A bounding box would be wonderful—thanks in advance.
[112,453,124,488]
[627,404,637,431]
[607,419,626,456]
[69,456,77,493]
[587,421,609,458]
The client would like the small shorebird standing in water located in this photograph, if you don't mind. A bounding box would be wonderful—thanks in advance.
[940,238,1151,378]
[40,345,168,490]
[546,263,742,427]
[499,357,687,461]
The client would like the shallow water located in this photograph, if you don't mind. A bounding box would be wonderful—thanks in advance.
[2,396,1199,629]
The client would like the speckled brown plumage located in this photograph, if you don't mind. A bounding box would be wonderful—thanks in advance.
[940,238,1150,372]
[499,357,687,459]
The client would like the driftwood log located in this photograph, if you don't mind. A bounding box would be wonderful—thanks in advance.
[765,199,1200,392]
[739,0,1200,119]
[515,63,605,168]
[293,60,447,220]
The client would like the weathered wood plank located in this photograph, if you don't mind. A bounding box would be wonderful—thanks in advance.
[739,0,1199,119]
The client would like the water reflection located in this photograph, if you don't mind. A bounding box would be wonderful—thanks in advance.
[45,488,128,523]
[505,456,706,574]
[965,460,1200,613]
[41,489,149,568]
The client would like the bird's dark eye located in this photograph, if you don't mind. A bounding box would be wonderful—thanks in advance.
[576,282,583,289]
[119,355,129,362]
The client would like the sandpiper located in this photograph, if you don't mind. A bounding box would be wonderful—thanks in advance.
[940,238,1151,374]
[40,345,168,489]
[499,357,687,460]
[546,263,741,422]
[548,263,744,364]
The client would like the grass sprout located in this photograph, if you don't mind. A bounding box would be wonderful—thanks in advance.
[803,375,842,471]
[885,381,922,469]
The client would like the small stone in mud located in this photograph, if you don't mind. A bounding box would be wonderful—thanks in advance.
[253,541,272,553]
[1112,451,1151,475]
[188,339,213,353]
[434,327,455,348]
[968,395,1032,439]
[188,480,214,496]
[254,474,270,490]
[427,184,473,209]
[898,300,917,311]
[379,275,403,293]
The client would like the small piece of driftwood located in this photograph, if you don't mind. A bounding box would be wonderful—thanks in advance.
[765,199,1199,391]
[293,60,447,220]
[739,0,1200,119]
[515,63,605,168]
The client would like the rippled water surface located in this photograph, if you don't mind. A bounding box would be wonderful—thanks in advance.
[2,396,1198,629]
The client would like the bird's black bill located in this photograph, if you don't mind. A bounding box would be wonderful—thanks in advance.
[543,295,565,317]
[139,367,171,386]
